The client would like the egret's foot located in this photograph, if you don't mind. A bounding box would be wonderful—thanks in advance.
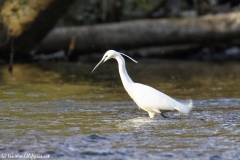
[161,113,169,118]
[148,112,156,118]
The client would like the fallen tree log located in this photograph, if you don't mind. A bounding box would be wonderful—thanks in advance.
[37,11,240,55]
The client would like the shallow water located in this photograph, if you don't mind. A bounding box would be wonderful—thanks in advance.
[0,60,240,159]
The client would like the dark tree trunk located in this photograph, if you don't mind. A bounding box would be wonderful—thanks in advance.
[0,0,76,53]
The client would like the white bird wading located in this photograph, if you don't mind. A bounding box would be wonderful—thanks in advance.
[92,50,193,118]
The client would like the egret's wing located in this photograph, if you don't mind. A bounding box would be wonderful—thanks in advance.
[131,83,176,112]
[131,83,192,114]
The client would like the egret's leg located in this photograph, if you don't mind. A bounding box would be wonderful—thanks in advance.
[161,113,169,118]
[148,112,155,118]
[161,114,168,118]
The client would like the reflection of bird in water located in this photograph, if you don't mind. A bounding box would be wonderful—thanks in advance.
[92,50,193,118]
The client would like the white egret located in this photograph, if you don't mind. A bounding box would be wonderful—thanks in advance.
[92,50,193,118]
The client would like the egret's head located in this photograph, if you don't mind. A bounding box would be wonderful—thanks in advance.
[92,50,138,73]
[102,50,117,62]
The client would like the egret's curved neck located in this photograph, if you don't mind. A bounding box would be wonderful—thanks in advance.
[115,55,133,89]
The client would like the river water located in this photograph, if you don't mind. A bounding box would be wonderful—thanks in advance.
[0,59,239,160]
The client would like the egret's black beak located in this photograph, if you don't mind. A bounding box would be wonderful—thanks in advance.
[92,58,105,73]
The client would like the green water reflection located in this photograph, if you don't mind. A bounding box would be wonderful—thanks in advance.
[0,60,239,102]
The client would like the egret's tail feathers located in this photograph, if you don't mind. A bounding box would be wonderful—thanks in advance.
[174,99,193,114]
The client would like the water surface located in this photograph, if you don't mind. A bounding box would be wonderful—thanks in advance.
[0,60,239,159]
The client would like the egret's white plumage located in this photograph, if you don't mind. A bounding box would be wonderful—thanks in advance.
[92,50,193,118]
